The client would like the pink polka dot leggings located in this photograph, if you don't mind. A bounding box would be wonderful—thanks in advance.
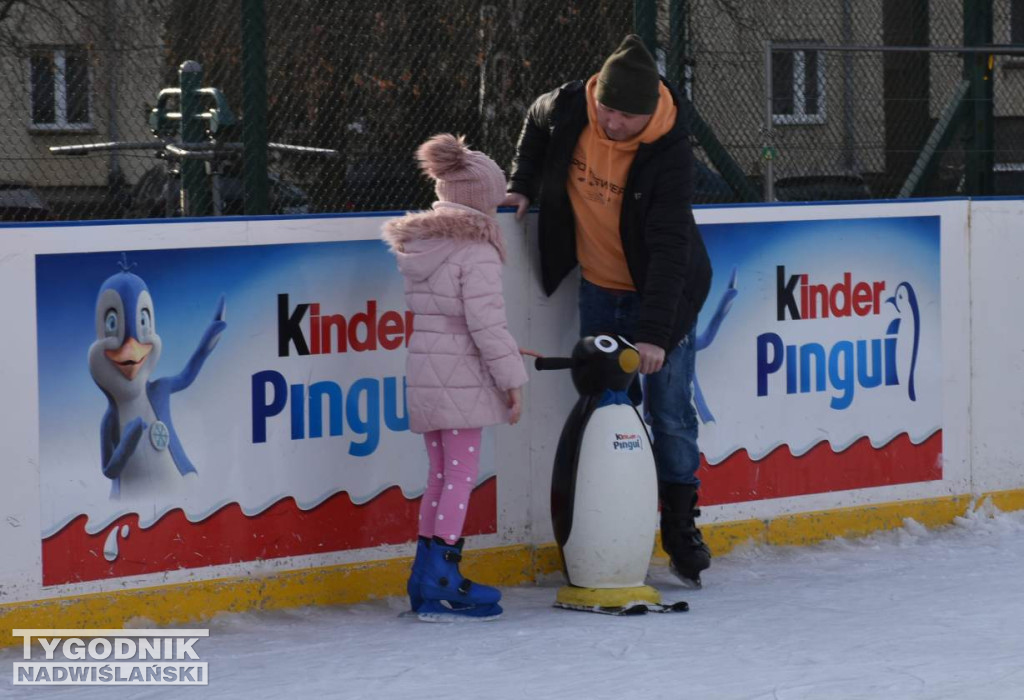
[419,428,482,543]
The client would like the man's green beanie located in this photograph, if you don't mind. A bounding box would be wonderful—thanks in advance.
[595,34,661,115]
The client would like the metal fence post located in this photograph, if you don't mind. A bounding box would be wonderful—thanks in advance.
[964,0,994,196]
[634,0,657,55]
[667,0,686,84]
[242,0,269,215]
[179,60,210,217]
[668,0,759,203]
[763,42,775,202]
[841,0,856,173]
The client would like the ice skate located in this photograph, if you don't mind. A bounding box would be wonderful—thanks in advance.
[405,536,431,612]
[415,537,503,621]
[660,482,711,589]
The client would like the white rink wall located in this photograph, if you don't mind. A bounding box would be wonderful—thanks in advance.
[0,198,1020,609]
[966,200,1024,494]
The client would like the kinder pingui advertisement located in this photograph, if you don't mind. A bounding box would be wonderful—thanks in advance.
[37,241,496,585]
[695,215,942,503]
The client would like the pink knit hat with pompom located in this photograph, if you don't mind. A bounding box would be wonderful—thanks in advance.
[416,134,507,215]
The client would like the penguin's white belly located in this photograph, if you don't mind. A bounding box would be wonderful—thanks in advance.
[115,398,183,500]
[562,404,658,588]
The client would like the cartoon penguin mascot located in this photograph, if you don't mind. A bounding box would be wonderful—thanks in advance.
[88,257,226,500]
[886,281,920,402]
[536,335,688,615]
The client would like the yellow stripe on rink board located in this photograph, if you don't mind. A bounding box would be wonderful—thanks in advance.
[3,488,1021,647]
[984,489,1024,514]
[0,544,548,648]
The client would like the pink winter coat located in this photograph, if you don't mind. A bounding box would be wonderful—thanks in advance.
[382,201,528,433]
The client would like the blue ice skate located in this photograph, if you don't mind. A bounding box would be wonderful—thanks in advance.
[406,536,430,612]
[416,599,503,622]
[416,537,502,621]
[406,537,478,615]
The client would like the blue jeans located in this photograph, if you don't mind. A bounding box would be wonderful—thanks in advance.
[578,278,700,486]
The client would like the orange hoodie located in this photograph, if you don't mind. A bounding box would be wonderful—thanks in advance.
[568,74,677,291]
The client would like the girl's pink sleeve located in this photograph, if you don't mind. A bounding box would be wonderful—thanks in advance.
[461,245,528,391]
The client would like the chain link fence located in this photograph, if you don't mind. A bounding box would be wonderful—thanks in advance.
[0,0,1022,222]
[683,0,1024,201]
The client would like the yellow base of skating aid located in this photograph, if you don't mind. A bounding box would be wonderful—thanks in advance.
[554,584,684,615]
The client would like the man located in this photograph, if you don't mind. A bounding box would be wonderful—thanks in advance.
[504,35,713,586]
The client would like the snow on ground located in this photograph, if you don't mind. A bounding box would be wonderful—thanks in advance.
[4,502,1024,700]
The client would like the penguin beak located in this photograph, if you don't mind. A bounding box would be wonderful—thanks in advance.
[104,337,152,380]
[618,348,640,374]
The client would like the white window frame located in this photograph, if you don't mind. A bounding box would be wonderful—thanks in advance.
[772,48,826,126]
[28,46,93,132]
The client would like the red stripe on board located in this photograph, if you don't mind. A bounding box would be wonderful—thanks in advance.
[698,431,943,506]
[42,477,497,586]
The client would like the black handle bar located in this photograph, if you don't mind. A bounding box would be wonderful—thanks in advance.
[535,357,574,371]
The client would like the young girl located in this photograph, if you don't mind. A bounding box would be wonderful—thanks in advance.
[382,134,528,621]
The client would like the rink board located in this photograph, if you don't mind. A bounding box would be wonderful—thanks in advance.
[2,197,1021,638]
[0,215,526,611]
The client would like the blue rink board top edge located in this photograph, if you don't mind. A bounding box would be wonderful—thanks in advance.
[1,195,1014,230]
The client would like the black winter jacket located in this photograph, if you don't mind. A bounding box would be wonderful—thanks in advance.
[508,79,712,351]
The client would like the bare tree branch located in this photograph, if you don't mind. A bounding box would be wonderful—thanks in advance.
[0,0,19,24]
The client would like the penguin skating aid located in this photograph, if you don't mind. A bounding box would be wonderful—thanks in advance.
[536,335,688,616]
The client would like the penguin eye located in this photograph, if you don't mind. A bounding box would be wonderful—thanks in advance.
[594,335,619,353]
[139,308,152,335]
[104,309,119,337]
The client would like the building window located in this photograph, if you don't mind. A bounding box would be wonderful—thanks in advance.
[772,48,825,125]
[29,47,91,130]
[1013,0,1024,45]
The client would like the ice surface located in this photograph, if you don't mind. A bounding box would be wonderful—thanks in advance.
[4,503,1024,699]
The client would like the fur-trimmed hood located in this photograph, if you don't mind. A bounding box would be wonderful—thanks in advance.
[382,202,507,282]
